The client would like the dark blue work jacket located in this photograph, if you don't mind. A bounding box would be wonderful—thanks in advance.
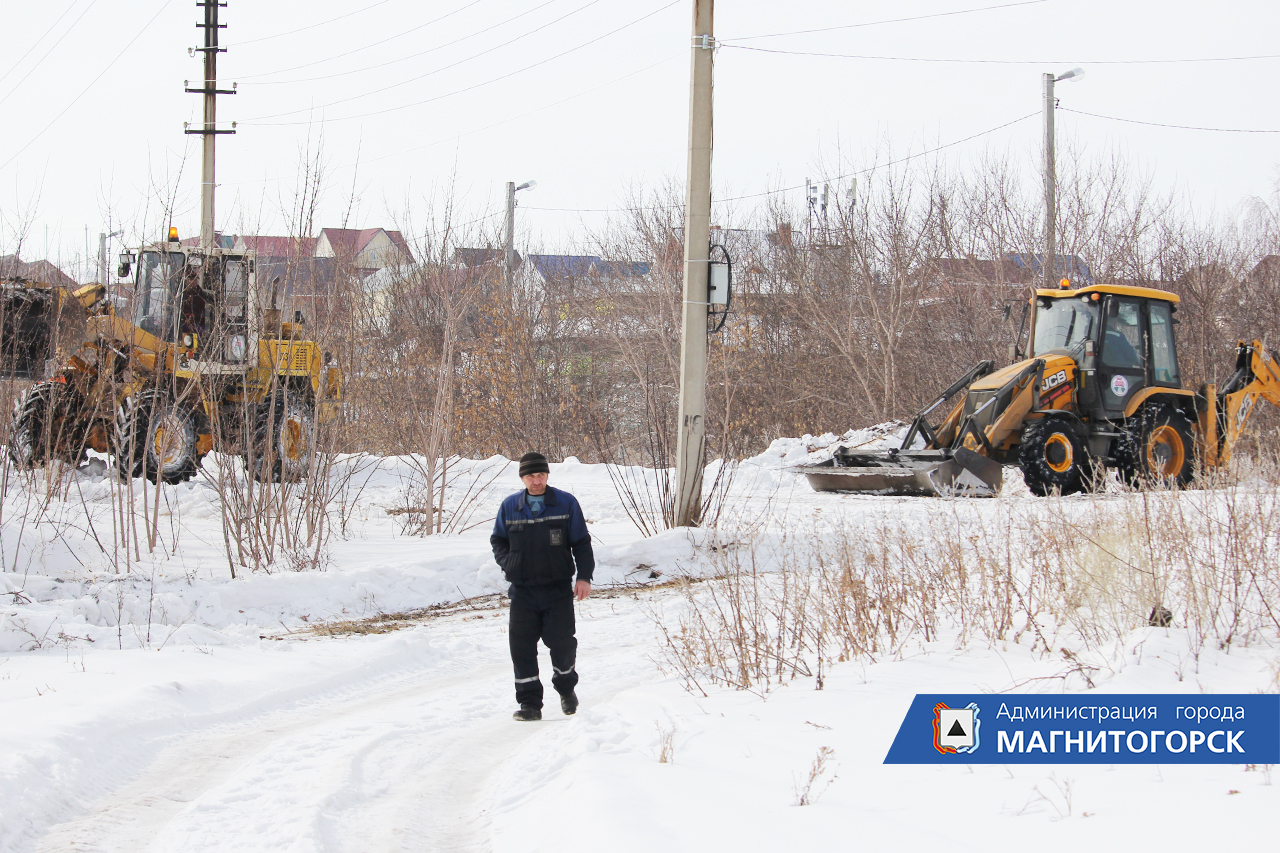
[491,486,595,586]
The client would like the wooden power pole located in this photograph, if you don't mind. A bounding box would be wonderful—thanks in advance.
[674,0,714,528]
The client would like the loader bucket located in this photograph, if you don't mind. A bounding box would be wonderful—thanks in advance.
[0,283,56,379]
[799,447,1003,498]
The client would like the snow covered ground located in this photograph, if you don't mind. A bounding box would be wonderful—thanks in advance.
[1,428,1277,852]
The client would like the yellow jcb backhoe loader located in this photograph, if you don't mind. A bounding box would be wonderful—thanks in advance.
[802,281,1280,496]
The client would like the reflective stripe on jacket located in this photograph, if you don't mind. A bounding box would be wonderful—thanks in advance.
[491,486,594,585]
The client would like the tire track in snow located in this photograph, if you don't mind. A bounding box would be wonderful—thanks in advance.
[32,603,658,852]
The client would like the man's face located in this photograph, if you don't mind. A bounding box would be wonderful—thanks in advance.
[521,471,549,495]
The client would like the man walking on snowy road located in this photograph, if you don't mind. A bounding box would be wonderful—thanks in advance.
[491,452,594,722]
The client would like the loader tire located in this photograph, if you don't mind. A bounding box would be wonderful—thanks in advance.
[9,383,52,469]
[9,381,87,469]
[118,395,200,484]
[1120,402,1194,489]
[1019,414,1092,496]
[250,391,315,483]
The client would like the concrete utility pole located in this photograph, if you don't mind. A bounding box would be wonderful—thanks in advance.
[674,0,714,528]
[186,1,236,250]
[505,180,535,288]
[1042,67,1083,289]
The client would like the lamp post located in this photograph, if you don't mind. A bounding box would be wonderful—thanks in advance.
[1043,67,1084,289]
[99,229,124,283]
[506,180,536,288]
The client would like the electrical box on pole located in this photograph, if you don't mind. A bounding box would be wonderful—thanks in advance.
[708,261,729,306]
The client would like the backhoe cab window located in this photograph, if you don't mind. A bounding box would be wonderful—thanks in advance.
[1101,299,1143,370]
[1149,301,1179,385]
[134,251,187,341]
[1033,297,1099,355]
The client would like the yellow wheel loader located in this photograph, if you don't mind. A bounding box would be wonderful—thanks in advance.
[6,234,342,483]
[802,281,1280,496]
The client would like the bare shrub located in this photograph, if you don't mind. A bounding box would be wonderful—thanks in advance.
[792,746,837,807]
[658,476,1280,695]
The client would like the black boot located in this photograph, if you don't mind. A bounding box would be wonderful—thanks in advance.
[513,704,542,722]
[560,691,578,716]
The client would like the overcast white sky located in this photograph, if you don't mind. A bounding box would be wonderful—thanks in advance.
[2,0,1278,276]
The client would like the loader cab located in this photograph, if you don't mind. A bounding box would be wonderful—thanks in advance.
[1031,284,1182,418]
[128,245,257,364]
[133,250,186,341]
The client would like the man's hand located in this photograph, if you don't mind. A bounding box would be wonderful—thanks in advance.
[574,580,591,601]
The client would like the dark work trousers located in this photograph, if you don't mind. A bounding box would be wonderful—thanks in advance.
[508,581,578,708]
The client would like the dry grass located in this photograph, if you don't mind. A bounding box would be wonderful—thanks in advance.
[656,468,1280,695]
[285,593,507,639]
[793,746,838,806]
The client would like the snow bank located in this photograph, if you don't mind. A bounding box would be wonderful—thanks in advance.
[0,453,729,654]
[745,420,914,468]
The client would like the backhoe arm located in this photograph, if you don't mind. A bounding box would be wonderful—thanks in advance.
[1205,340,1280,467]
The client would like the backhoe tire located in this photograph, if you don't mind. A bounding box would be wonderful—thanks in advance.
[118,395,200,485]
[1120,402,1195,489]
[9,383,52,469]
[1020,414,1092,496]
[250,391,315,483]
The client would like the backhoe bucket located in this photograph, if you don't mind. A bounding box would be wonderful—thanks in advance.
[799,447,1003,497]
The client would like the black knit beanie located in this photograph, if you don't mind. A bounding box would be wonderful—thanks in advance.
[518,452,550,478]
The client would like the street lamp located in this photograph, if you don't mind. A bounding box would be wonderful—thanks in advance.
[99,229,124,283]
[1043,67,1084,289]
[506,180,537,287]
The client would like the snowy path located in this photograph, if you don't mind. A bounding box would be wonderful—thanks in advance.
[27,600,660,853]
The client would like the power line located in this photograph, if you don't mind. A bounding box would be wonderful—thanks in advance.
[236,0,489,80]
[242,0,604,122]
[721,0,1051,43]
[1061,108,1280,133]
[223,50,684,186]
[235,0,541,83]
[241,0,680,127]
[721,44,1280,66]
[0,0,82,90]
[525,112,1040,214]
[243,0,559,86]
[0,0,173,173]
[0,0,102,108]
[230,0,399,47]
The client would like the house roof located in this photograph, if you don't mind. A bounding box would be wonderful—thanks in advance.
[0,254,79,287]
[529,254,599,279]
[256,255,377,297]
[319,227,413,262]
[454,247,521,268]
[933,253,1095,287]
[179,234,236,250]
[237,235,317,257]
[595,260,651,278]
[1006,252,1094,285]
[933,256,1033,285]
[1247,254,1280,281]
[528,254,651,281]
